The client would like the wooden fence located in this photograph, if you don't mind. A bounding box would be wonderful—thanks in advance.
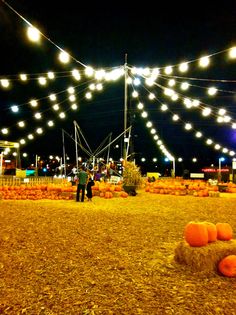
[0,176,67,186]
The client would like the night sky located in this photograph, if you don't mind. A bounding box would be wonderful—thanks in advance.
[0,0,236,174]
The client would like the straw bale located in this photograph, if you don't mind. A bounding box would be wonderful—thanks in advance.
[175,240,236,272]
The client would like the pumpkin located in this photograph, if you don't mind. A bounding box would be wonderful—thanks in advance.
[218,255,236,277]
[203,222,217,242]
[184,222,208,247]
[216,223,233,241]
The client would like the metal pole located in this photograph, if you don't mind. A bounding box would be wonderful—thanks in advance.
[62,129,66,177]
[123,53,128,161]
[35,154,38,176]
[218,158,221,182]
[74,122,79,173]
[172,158,176,177]
[106,133,112,164]
[0,152,3,175]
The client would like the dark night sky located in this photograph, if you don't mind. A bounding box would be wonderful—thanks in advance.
[0,0,236,172]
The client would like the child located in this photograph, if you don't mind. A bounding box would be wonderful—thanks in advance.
[86,177,94,201]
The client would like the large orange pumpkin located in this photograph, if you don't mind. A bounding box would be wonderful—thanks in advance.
[184,222,208,247]
[218,255,236,277]
[203,222,217,242]
[216,223,233,241]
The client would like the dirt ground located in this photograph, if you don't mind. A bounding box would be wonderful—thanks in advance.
[1,192,236,315]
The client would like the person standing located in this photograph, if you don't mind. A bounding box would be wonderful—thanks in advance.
[86,177,95,201]
[76,166,88,202]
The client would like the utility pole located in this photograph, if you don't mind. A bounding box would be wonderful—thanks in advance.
[123,53,128,161]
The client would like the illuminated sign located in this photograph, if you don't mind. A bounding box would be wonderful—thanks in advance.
[202,168,229,173]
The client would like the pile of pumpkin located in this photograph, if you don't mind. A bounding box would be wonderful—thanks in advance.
[91,182,128,198]
[0,182,129,200]
[184,221,236,277]
[0,183,77,200]
[145,179,219,197]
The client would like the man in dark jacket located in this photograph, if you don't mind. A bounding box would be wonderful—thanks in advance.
[76,166,88,202]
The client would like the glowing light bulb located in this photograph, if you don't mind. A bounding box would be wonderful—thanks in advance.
[11,105,19,113]
[30,100,38,107]
[1,79,10,88]
[27,26,40,42]
[181,82,189,90]
[199,56,210,67]
[49,94,57,101]
[18,121,25,127]
[19,74,27,81]
[185,123,192,130]
[141,111,148,118]
[195,131,202,138]
[58,51,70,64]
[179,62,188,72]
[208,87,217,96]
[47,121,54,127]
[164,66,172,74]
[172,114,179,121]
[229,47,236,59]
[146,121,152,128]
[137,102,143,110]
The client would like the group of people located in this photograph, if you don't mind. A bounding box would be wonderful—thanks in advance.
[75,166,94,202]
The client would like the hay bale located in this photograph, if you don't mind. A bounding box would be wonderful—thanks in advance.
[175,240,236,272]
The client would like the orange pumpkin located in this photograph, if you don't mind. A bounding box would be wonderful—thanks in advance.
[203,222,217,242]
[216,223,233,241]
[184,222,208,247]
[218,255,236,277]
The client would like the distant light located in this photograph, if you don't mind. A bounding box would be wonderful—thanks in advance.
[59,112,66,119]
[85,92,92,99]
[137,102,144,110]
[22,153,27,157]
[192,158,197,162]
[218,108,226,116]
[36,128,43,134]
[192,99,200,107]
[199,56,210,68]
[34,112,42,119]
[168,79,175,87]
[11,105,19,113]
[179,62,188,72]
[206,139,213,145]
[149,93,155,100]
[153,135,159,140]
[30,100,38,107]
[85,66,94,77]
[215,144,221,150]
[181,82,189,90]
[146,121,152,128]
[1,79,10,88]
[72,69,80,80]
[1,128,8,134]
[153,158,157,162]
[38,77,47,85]
[185,123,192,130]
[164,66,172,74]
[71,104,78,110]
[161,104,168,111]
[19,74,27,81]
[47,72,55,79]
[195,131,202,138]
[164,157,169,162]
[219,157,225,162]
[208,87,217,96]
[133,78,141,86]
[172,114,179,121]
[28,134,34,139]
[150,128,156,134]
[141,111,148,118]
[229,47,236,59]
[58,51,70,64]
[69,95,76,102]
[20,139,26,144]
[49,94,57,101]
[141,158,146,162]
[53,104,60,111]
[18,121,25,127]
[132,91,138,98]
[202,107,211,116]
[96,83,103,91]
[48,120,54,127]
[178,158,183,162]
[171,94,178,101]
[27,26,40,42]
